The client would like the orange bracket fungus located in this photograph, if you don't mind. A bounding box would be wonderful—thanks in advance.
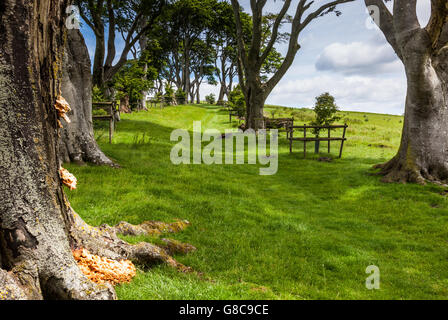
[73,248,137,285]
[59,167,77,190]
[54,96,71,124]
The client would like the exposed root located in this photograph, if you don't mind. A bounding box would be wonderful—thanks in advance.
[374,156,448,185]
[160,238,197,255]
[66,207,196,280]
[374,157,427,184]
[112,220,191,236]
[40,264,117,300]
[0,269,28,300]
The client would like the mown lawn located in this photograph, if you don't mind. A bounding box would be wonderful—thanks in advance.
[65,104,448,300]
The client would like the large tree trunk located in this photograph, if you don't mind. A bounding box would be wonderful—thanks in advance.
[59,29,116,167]
[0,0,115,300]
[92,34,105,88]
[196,84,201,105]
[0,0,194,300]
[244,80,266,130]
[217,84,226,104]
[376,29,448,184]
[366,0,448,184]
[183,40,191,104]
[139,63,149,112]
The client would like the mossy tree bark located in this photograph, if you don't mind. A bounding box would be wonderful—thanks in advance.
[366,0,448,184]
[0,0,115,299]
[59,29,116,167]
[0,0,193,300]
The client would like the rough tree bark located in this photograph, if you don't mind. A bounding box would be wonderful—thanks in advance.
[231,0,354,130]
[0,0,194,300]
[0,0,115,299]
[59,29,116,166]
[366,0,448,184]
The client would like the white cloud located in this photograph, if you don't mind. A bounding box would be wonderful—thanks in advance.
[315,38,401,75]
[268,74,406,115]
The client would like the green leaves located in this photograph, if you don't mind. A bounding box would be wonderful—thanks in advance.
[112,59,154,106]
[311,92,341,134]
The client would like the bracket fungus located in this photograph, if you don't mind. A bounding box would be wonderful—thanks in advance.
[73,248,137,285]
[59,167,77,190]
[54,96,71,124]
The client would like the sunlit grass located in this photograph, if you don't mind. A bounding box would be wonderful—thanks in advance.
[66,104,448,300]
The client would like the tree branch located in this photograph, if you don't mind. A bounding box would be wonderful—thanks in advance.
[265,0,354,97]
[425,0,448,51]
[104,0,116,68]
[249,0,267,64]
[104,6,162,82]
[299,0,355,32]
[258,0,292,68]
[393,0,420,34]
[365,0,403,60]
[231,0,249,71]
[76,0,101,36]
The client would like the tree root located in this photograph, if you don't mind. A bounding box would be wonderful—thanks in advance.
[0,269,28,300]
[1,204,195,300]
[374,156,448,185]
[0,252,117,300]
[66,207,196,278]
[58,137,119,168]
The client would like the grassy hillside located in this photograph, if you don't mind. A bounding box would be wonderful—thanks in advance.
[65,104,448,300]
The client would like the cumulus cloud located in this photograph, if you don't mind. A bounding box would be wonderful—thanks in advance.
[268,74,406,115]
[315,37,401,75]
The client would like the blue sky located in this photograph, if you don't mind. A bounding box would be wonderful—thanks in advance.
[80,0,432,115]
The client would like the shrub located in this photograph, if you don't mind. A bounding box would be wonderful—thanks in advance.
[155,92,163,103]
[228,85,246,118]
[112,60,153,110]
[311,92,341,134]
[205,93,216,105]
[92,86,106,102]
[164,85,175,105]
[175,89,186,105]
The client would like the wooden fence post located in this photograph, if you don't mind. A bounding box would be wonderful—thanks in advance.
[339,124,347,158]
[304,124,307,158]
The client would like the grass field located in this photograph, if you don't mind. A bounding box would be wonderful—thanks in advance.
[65,104,448,300]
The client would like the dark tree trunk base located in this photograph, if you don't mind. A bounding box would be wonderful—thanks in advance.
[0,203,195,300]
[59,136,118,168]
[374,156,448,185]
[59,30,116,168]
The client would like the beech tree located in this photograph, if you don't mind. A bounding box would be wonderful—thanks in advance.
[157,0,217,103]
[365,0,448,184]
[189,39,217,104]
[59,29,116,166]
[60,1,166,166]
[76,0,166,88]
[231,0,354,130]
[0,0,192,300]
[211,1,240,104]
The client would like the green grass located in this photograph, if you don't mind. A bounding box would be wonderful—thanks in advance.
[66,104,448,300]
